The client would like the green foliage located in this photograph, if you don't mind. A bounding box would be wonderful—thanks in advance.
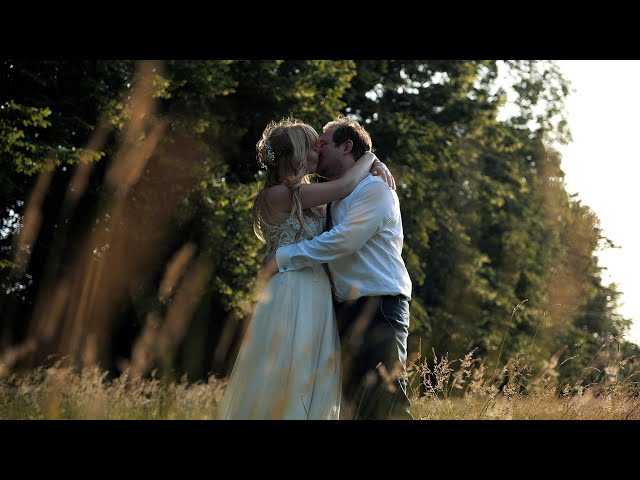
[198,179,263,316]
[0,100,53,175]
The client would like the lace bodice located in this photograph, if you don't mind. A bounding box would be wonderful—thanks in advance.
[264,209,326,253]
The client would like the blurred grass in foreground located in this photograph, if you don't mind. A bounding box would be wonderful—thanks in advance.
[2,346,638,420]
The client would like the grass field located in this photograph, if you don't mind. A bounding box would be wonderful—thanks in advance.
[2,349,638,420]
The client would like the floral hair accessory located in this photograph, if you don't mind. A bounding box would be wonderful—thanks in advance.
[265,141,276,164]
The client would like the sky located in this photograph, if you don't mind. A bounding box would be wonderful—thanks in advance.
[554,60,640,345]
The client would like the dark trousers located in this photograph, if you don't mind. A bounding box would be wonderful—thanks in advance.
[335,295,413,420]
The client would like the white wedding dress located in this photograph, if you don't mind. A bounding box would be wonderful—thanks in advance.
[217,208,341,419]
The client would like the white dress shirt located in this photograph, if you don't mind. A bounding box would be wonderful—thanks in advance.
[276,174,412,303]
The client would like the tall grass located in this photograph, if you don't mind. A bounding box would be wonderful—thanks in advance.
[0,358,226,420]
[404,340,640,420]
[1,343,638,419]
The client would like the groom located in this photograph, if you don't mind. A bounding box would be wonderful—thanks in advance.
[263,117,413,419]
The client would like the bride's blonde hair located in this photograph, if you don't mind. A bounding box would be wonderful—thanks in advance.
[252,118,319,243]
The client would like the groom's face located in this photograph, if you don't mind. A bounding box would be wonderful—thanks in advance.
[317,127,339,178]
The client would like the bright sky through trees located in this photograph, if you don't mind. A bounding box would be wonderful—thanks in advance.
[556,60,640,345]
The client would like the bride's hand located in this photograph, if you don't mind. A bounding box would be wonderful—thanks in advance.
[371,159,396,190]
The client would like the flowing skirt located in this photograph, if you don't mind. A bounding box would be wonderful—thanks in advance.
[217,265,341,419]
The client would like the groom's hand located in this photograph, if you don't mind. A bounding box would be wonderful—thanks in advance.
[261,252,278,276]
[256,252,278,292]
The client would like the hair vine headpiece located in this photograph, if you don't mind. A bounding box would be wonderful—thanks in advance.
[265,141,276,164]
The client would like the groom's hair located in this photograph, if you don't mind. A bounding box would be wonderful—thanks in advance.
[323,117,373,160]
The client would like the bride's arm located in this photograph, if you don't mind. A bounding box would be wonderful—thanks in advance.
[298,154,396,207]
[266,152,378,211]
[299,151,380,208]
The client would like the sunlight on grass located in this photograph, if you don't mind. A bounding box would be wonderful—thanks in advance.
[1,346,638,420]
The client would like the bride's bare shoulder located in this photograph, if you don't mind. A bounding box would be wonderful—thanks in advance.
[260,185,292,224]
[264,184,291,209]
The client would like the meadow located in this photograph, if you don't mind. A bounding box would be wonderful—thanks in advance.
[2,346,637,420]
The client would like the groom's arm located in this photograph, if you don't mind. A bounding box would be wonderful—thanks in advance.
[275,180,393,273]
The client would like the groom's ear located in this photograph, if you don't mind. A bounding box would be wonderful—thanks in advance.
[343,139,353,154]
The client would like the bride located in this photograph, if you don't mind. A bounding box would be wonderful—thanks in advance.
[217,117,393,419]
